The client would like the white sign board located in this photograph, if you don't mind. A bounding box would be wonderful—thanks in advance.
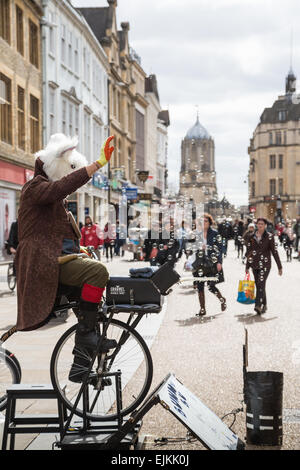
[158,374,241,450]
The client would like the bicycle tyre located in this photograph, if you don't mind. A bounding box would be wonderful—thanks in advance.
[7,264,16,291]
[0,349,21,411]
[50,319,153,421]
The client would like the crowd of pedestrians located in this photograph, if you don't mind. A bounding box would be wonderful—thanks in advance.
[6,207,298,317]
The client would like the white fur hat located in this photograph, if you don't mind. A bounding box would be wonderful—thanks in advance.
[36,133,88,181]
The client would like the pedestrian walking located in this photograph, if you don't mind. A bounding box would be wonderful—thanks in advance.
[245,217,282,315]
[6,219,18,255]
[282,222,295,262]
[217,218,233,257]
[80,216,103,259]
[103,222,115,262]
[236,220,245,259]
[293,218,300,252]
[114,220,126,257]
[191,213,226,316]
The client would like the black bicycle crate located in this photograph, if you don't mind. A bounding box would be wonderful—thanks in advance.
[105,263,180,307]
[106,277,161,306]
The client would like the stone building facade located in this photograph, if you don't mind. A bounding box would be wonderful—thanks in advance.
[42,0,109,225]
[78,1,169,206]
[0,0,43,260]
[179,115,217,207]
[248,69,300,223]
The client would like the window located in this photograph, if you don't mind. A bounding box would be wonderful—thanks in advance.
[68,31,72,69]
[278,154,283,169]
[284,131,287,144]
[17,86,25,149]
[0,0,10,43]
[127,103,131,132]
[251,181,255,198]
[84,112,91,161]
[30,95,40,153]
[128,147,132,181]
[75,106,79,138]
[269,132,273,145]
[16,6,23,55]
[61,24,66,63]
[74,37,79,75]
[278,178,283,195]
[275,131,282,145]
[48,11,55,55]
[269,154,276,169]
[278,110,286,121]
[49,87,56,135]
[29,20,39,68]
[93,120,102,163]
[270,179,276,196]
[69,102,73,136]
[0,73,12,144]
[62,98,67,134]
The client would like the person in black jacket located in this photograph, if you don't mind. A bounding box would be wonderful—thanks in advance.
[193,213,226,316]
[7,220,18,254]
[217,218,233,257]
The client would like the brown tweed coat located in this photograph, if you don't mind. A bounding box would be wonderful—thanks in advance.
[15,158,90,331]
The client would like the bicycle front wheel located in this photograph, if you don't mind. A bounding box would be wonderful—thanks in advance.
[0,349,21,411]
[50,319,153,421]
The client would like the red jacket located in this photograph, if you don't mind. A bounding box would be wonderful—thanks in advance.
[80,224,103,248]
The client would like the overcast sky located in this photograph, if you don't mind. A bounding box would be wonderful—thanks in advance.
[72,0,300,206]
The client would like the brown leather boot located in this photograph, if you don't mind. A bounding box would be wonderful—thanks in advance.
[196,291,206,316]
[214,288,227,311]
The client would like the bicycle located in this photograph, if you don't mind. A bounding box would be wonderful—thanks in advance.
[7,262,16,292]
[0,245,216,424]
[49,256,217,424]
[0,344,21,412]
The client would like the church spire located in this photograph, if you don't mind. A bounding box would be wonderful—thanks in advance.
[285,68,296,94]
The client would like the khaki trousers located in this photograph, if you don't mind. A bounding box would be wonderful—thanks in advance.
[58,256,109,289]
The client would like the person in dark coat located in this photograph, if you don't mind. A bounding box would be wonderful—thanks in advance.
[192,213,226,316]
[245,217,282,315]
[7,220,18,254]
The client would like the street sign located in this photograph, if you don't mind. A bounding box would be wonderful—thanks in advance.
[125,187,138,200]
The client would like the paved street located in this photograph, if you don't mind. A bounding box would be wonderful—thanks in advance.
[0,241,300,450]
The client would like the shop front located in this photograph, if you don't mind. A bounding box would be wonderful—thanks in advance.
[0,160,34,261]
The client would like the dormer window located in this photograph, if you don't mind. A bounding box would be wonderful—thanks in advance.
[278,110,286,121]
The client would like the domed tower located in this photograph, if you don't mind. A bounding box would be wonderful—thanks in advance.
[179,114,218,206]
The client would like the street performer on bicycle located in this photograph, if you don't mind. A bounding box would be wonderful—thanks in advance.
[15,133,115,384]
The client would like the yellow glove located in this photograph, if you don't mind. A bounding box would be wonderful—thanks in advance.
[96,135,115,168]
[80,246,89,255]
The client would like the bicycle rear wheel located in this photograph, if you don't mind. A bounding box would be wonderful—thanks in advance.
[50,318,153,421]
[0,349,21,411]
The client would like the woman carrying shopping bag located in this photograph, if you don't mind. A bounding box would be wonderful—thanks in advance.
[245,217,282,315]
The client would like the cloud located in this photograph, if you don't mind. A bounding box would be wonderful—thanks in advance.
[72,0,300,205]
